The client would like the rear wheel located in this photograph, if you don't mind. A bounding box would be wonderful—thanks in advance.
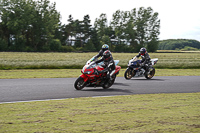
[74,77,87,90]
[102,75,116,89]
[124,69,135,80]
[145,67,155,79]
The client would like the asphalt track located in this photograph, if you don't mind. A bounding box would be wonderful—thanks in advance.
[0,76,200,103]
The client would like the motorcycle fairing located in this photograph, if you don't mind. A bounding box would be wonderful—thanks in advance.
[80,74,89,82]
[150,58,158,65]
[129,60,141,69]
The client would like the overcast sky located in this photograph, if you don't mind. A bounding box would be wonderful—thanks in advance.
[49,0,200,41]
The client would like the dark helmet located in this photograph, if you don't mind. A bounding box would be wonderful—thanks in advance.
[103,50,111,61]
[140,47,147,55]
[102,44,109,51]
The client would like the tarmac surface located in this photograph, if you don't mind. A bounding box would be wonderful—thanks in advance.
[0,76,200,103]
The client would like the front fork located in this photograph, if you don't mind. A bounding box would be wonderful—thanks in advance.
[128,67,134,75]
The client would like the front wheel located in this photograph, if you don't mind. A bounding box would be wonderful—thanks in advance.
[74,77,87,90]
[145,67,155,79]
[124,68,135,80]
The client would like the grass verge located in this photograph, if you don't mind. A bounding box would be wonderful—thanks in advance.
[0,93,200,132]
[0,69,200,79]
[1,52,199,132]
[0,52,200,69]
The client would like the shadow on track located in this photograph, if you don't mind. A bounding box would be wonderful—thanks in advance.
[81,88,132,93]
[130,78,165,81]
[114,82,130,86]
[79,82,131,92]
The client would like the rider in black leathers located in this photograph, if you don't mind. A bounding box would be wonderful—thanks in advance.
[136,47,151,70]
[91,44,109,61]
[95,50,116,80]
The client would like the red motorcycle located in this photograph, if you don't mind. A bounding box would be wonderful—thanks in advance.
[74,57,121,90]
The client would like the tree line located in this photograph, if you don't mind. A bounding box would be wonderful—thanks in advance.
[0,0,160,52]
[158,39,200,51]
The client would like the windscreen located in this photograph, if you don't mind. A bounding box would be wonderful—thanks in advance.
[86,60,119,69]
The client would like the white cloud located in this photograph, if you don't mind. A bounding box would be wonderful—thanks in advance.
[50,0,200,41]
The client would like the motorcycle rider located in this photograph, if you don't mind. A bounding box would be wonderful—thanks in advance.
[91,44,109,62]
[95,50,116,80]
[136,47,151,70]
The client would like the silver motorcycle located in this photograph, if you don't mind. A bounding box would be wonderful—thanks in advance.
[124,56,158,79]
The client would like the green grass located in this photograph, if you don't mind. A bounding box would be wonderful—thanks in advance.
[1,52,200,132]
[1,93,200,132]
[157,50,200,53]
[0,69,81,79]
[0,69,200,79]
[0,52,200,69]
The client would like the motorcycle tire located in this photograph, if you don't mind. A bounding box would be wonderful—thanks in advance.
[124,69,135,80]
[145,67,155,79]
[74,77,87,90]
[102,75,116,89]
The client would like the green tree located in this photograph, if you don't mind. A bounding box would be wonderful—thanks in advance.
[82,15,92,43]
[84,39,95,52]
[0,38,8,50]
[90,28,101,51]
[34,0,60,51]
[110,7,160,52]
[111,10,131,40]
[73,19,83,47]
[0,0,60,51]
[65,15,75,46]
[54,23,67,46]
[110,10,123,39]
[64,15,92,50]
[94,13,108,40]
[94,13,116,51]
[50,39,61,51]
[133,7,160,51]
[100,35,113,51]
[147,37,158,52]
[158,39,200,50]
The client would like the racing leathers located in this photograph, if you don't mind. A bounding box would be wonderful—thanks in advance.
[91,44,109,61]
[92,49,104,61]
[136,52,151,70]
[95,53,116,79]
